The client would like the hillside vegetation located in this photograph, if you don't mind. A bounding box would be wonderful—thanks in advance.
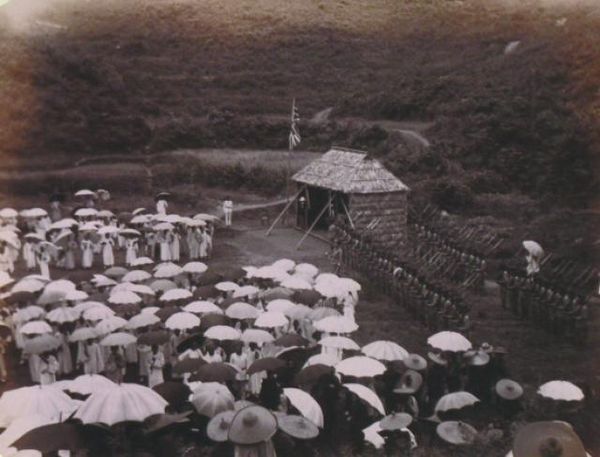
[0,0,599,259]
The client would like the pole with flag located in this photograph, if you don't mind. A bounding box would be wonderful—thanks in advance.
[286,99,301,212]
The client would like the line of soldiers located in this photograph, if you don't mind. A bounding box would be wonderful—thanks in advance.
[330,224,472,336]
[497,268,590,344]
[411,224,487,292]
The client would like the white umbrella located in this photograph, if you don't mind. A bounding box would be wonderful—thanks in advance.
[427,331,472,352]
[294,263,319,278]
[314,280,344,299]
[303,353,340,368]
[131,215,152,224]
[20,321,52,336]
[0,414,55,449]
[73,301,105,314]
[214,281,239,292]
[91,274,117,288]
[314,316,358,334]
[254,312,289,329]
[319,336,360,351]
[241,329,275,346]
[65,375,117,396]
[108,291,142,305]
[335,356,385,378]
[0,208,18,219]
[74,383,167,426]
[435,391,480,413]
[165,312,200,330]
[78,222,99,232]
[285,304,313,321]
[74,208,98,218]
[362,421,386,449]
[315,273,339,284]
[49,218,78,230]
[0,386,78,427]
[193,213,219,221]
[127,313,160,330]
[184,301,223,315]
[266,299,296,314]
[254,266,287,280]
[153,222,174,231]
[25,208,48,218]
[122,270,152,283]
[45,307,79,324]
[538,381,584,401]
[64,290,88,302]
[83,305,115,321]
[131,257,154,266]
[343,383,385,415]
[100,332,137,347]
[13,306,45,324]
[204,325,241,341]
[225,302,260,320]
[95,316,128,335]
[272,259,296,272]
[141,306,160,315]
[191,383,235,417]
[11,278,45,294]
[160,288,193,302]
[97,226,119,236]
[280,277,313,290]
[523,240,544,257]
[129,284,156,296]
[362,341,409,361]
[283,388,323,428]
[232,285,260,298]
[182,262,208,274]
[68,327,98,342]
[74,189,96,197]
[154,263,183,279]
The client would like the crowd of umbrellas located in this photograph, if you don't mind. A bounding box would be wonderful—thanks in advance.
[0,196,594,457]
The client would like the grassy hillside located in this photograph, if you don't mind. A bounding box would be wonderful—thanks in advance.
[0,0,599,258]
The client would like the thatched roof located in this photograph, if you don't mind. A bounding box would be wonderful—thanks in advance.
[292,147,409,194]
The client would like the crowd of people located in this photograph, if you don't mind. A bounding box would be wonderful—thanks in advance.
[411,224,488,292]
[0,190,593,457]
[331,224,472,335]
[497,268,590,344]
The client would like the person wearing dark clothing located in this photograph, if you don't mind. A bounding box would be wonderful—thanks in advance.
[259,372,282,410]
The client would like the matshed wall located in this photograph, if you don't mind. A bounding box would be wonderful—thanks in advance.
[349,191,408,249]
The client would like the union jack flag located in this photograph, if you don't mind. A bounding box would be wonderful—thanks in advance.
[289,98,301,150]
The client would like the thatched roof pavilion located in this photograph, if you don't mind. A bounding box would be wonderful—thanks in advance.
[291,147,410,249]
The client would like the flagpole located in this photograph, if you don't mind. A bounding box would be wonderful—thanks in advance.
[286,98,295,218]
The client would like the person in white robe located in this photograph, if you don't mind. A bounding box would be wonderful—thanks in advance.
[39,353,59,385]
[81,236,94,269]
[156,199,168,215]
[23,240,37,271]
[159,232,171,262]
[125,238,138,266]
[137,343,151,382]
[223,197,233,226]
[28,352,41,384]
[198,229,208,260]
[101,235,115,267]
[79,340,105,375]
[147,345,165,388]
[170,229,180,262]
[36,245,51,279]
[63,237,77,271]
[56,331,73,375]
[230,346,249,396]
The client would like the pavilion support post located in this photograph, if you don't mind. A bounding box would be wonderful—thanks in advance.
[295,194,333,250]
[341,198,354,229]
[265,186,306,236]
